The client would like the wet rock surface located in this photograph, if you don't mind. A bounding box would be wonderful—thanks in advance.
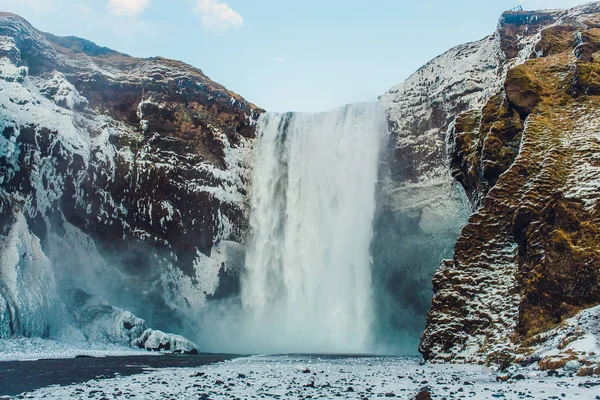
[0,353,237,397]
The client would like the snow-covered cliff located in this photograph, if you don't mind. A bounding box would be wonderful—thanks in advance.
[379,2,600,374]
[373,29,503,352]
[0,12,261,350]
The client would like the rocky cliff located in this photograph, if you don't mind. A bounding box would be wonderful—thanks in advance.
[0,12,261,348]
[379,2,600,374]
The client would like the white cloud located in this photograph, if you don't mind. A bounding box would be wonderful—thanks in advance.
[274,56,286,63]
[194,0,243,31]
[108,0,150,17]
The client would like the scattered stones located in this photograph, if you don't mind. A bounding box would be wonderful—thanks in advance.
[12,354,600,399]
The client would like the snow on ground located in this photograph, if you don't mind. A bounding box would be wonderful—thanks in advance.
[10,355,600,399]
[526,305,600,374]
[0,337,150,362]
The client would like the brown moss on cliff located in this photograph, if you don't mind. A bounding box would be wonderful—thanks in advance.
[422,6,600,365]
[504,47,600,346]
[479,95,524,186]
[536,25,579,57]
[508,21,600,341]
[569,61,600,96]
[517,193,600,338]
[505,66,545,117]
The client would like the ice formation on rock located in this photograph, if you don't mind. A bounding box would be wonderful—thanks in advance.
[0,12,258,352]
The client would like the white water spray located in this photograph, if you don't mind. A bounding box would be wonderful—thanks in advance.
[239,103,387,353]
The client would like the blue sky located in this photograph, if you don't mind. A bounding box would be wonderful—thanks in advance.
[0,0,593,112]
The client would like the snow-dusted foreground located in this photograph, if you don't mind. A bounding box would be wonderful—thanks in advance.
[8,355,600,399]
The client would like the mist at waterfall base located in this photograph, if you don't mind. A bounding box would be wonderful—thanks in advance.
[196,103,410,355]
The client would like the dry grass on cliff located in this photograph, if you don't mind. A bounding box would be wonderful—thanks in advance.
[509,29,600,343]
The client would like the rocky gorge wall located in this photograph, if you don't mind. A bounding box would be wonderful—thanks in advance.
[380,2,600,374]
[0,12,261,348]
[374,17,504,352]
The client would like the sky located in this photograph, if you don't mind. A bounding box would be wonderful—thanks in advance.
[0,0,594,112]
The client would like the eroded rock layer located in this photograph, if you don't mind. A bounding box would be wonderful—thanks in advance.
[402,3,600,373]
[0,12,261,345]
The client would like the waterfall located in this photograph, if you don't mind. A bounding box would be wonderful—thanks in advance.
[240,103,388,354]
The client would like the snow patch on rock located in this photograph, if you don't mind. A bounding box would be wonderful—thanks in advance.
[526,305,600,375]
[133,329,197,354]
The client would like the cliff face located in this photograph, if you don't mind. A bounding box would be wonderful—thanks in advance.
[381,3,600,373]
[0,12,261,344]
[373,26,501,351]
